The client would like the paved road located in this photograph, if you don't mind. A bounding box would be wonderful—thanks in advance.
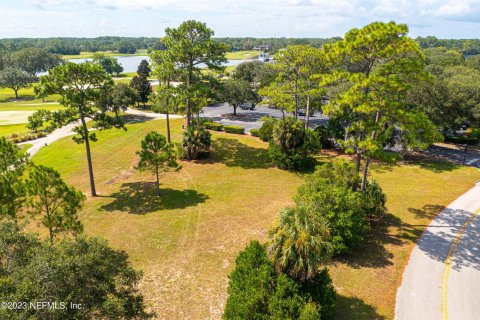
[396,183,480,320]
[427,145,480,169]
[200,103,329,132]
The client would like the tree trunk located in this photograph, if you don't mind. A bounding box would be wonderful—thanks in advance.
[80,112,97,197]
[233,105,237,116]
[155,167,160,197]
[361,156,370,191]
[361,109,381,192]
[166,83,171,143]
[14,89,19,99]
[355,150,362,174]
[305,82,311,129]
[166,109,171,143]
[186,64,193,127]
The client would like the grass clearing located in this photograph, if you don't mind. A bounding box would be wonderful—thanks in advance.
[62,50,149,60]
[225,50,259,60]
[31,118,480,319]
[0,123,31,137]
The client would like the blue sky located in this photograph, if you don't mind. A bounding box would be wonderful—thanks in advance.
[0,0,479,38]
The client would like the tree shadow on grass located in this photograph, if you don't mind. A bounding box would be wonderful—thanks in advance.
[408,204,446,220]
[404,152,461,172]
[204,137,274,169]
[99,181,209,214]
[336,295,386,320]
[334,213,404,269]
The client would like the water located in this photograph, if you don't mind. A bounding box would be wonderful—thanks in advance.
[68,56,246,73]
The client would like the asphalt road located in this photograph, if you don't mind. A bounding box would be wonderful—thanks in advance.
[395,183,480,320]
[427,145,480,169]
[200,103,329,132]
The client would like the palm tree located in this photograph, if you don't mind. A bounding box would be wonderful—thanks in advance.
[182,125,211,160]
[267,206,332,281]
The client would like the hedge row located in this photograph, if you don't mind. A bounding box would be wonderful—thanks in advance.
[204,122,246,135]
[9,132,46,144]
[224,125,245,134]
[250,128,260,137]
[444,136,479,145]
[204,122,224,131]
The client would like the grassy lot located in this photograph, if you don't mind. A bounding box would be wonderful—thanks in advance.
[32,118,480,319]
[0,124,30,137]
[62,50,149,60]
[225,50,259,60]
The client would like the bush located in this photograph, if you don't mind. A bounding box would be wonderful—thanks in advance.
[301,268,337,320]
[268,117,311,170]
[314,125,336,149]
[204,122,224,131]
[294,160,386,254]
[224,240,276,319]
[8,132,47,144]
[268,142,306,170]
[224,125,245,134]
[465,128,480,139]
[0,222,153,320]
[224,240,332,320]
[182,125,212,160]
[250,128,260,137]
[305,128,322,153]
[444,135,478,145]
[259,117,276,142]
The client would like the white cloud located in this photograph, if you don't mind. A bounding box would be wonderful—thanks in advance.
[3,0,480,38]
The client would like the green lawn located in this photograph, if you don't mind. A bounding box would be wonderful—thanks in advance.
[31,118,480,319]
[62,50,149,60]
[225,50,259,60]
[0,124,30,137]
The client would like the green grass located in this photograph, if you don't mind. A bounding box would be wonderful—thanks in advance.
[225,50,259,60]
[0,124,31,137]
[31,119,480,319]
[62,50,149,60]
[19,143,33,154]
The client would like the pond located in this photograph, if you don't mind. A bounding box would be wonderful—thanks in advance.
[68,55,247,73]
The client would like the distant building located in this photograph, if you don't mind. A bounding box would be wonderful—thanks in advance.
[253,45,270,51]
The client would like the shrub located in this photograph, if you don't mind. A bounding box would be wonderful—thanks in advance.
[182,125,211,160]
[268,274,314,319]
[268,117,310,170]
[294,160,386,254]
[224,125,245,134]
[258,117,276,142]
[301,268,337,320]
[0,222,153,320]
[305,128,322,153]
[444,135,478,145]
[204,122,224,131]
[363,180,387,221]
[314,125,336,149]
[250,128,260,137]
[224,240,276,319]
[224,240,332,320]
[465,128,480,139]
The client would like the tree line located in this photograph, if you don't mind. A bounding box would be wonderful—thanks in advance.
[1,35,479,56]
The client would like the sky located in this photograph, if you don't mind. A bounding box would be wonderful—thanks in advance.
[0,0,479,39]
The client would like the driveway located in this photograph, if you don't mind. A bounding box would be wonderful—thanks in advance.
[200,103,329,132]
[395,183,480,320]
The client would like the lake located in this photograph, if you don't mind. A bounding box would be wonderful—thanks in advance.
[68,55,247,73]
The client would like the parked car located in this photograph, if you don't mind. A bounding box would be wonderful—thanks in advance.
[240,103,255,110]
[297,108,314,117]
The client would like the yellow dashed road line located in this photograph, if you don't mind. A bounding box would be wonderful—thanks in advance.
[441,207,480,320]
